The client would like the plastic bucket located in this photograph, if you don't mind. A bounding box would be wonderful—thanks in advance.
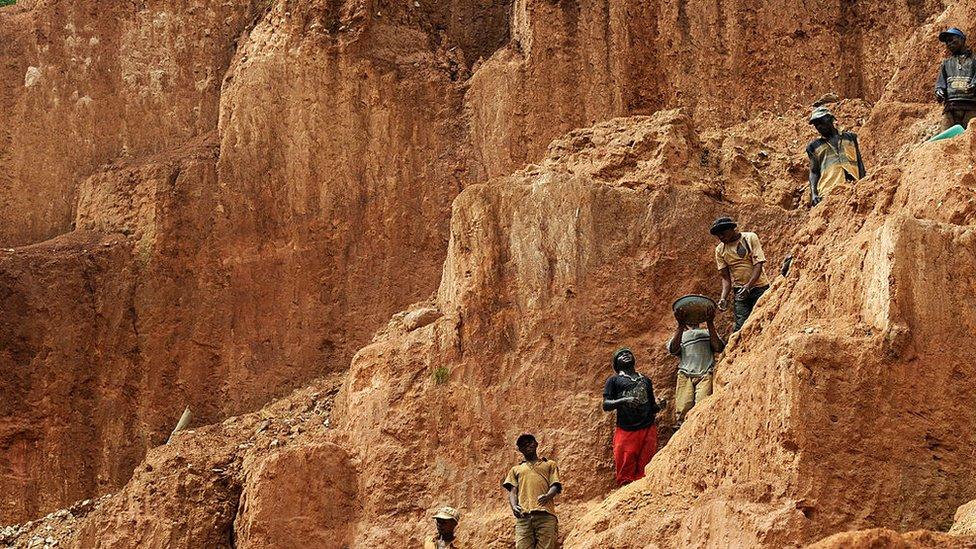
[927,124,965,143]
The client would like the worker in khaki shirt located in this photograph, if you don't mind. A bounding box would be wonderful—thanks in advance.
[502,434,562,549]
[710,216,770,331]
[423,506,467,549]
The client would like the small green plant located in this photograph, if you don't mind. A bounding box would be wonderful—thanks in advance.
[0,0,16,7]
[432,366,450,385]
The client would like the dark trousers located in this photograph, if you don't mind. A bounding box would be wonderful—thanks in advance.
[942,107,976,131]
[733,286,768,331]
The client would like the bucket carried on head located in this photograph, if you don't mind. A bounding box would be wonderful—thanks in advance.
[672,294,717,324]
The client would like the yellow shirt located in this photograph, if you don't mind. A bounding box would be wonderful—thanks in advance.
[423,535,468,549]
[714,232,769,287]
[808,133,861,199]
[502,459,561,517]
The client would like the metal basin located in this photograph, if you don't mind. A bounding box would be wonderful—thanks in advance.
[672,294,717,324]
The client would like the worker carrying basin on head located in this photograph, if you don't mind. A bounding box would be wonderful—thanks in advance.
[806,106,866,207]
[668,295,726,429]
[711,216,769,332]
[935,27,976,131]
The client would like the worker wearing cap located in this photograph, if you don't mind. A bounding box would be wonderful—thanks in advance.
[423,506,467,548]
[805,106,866,206]
[935,27,976,131]
[502,434,561,549]
[711,217,770,331]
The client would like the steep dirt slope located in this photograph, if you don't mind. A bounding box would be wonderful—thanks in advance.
[566,122,976,547]
[3,0,976,544]
[332,112,803,546]
[4,110,804,547]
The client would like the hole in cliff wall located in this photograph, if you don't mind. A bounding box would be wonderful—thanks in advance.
[558,0,580,30]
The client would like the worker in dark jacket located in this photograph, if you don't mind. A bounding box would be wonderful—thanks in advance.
[806,106,866,206]
[935,27,976,131]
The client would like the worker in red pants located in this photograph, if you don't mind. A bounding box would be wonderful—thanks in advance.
[602,348,660,485]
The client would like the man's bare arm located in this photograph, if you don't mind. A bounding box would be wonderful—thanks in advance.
[603,396,636,411]
[853,136,866,178]
[507,486,523,517]
[744,262,765,289]
[808,150,822,205]
[668,320,685,355]
[718,267,732,310]
[537,483,562,505]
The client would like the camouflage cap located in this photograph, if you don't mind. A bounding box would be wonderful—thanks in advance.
[433,506,460,522]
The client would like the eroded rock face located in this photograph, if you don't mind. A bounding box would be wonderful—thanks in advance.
[0,0,482,522]
[213,0,470,391]
[235,442,357,549]
[0,0,263,246]
[333,113,802,546]
[5,0,976,545]
[0,233,138,523]
[464,0,946,179]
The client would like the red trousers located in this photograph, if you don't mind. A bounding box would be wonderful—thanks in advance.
[612,425,657,485]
